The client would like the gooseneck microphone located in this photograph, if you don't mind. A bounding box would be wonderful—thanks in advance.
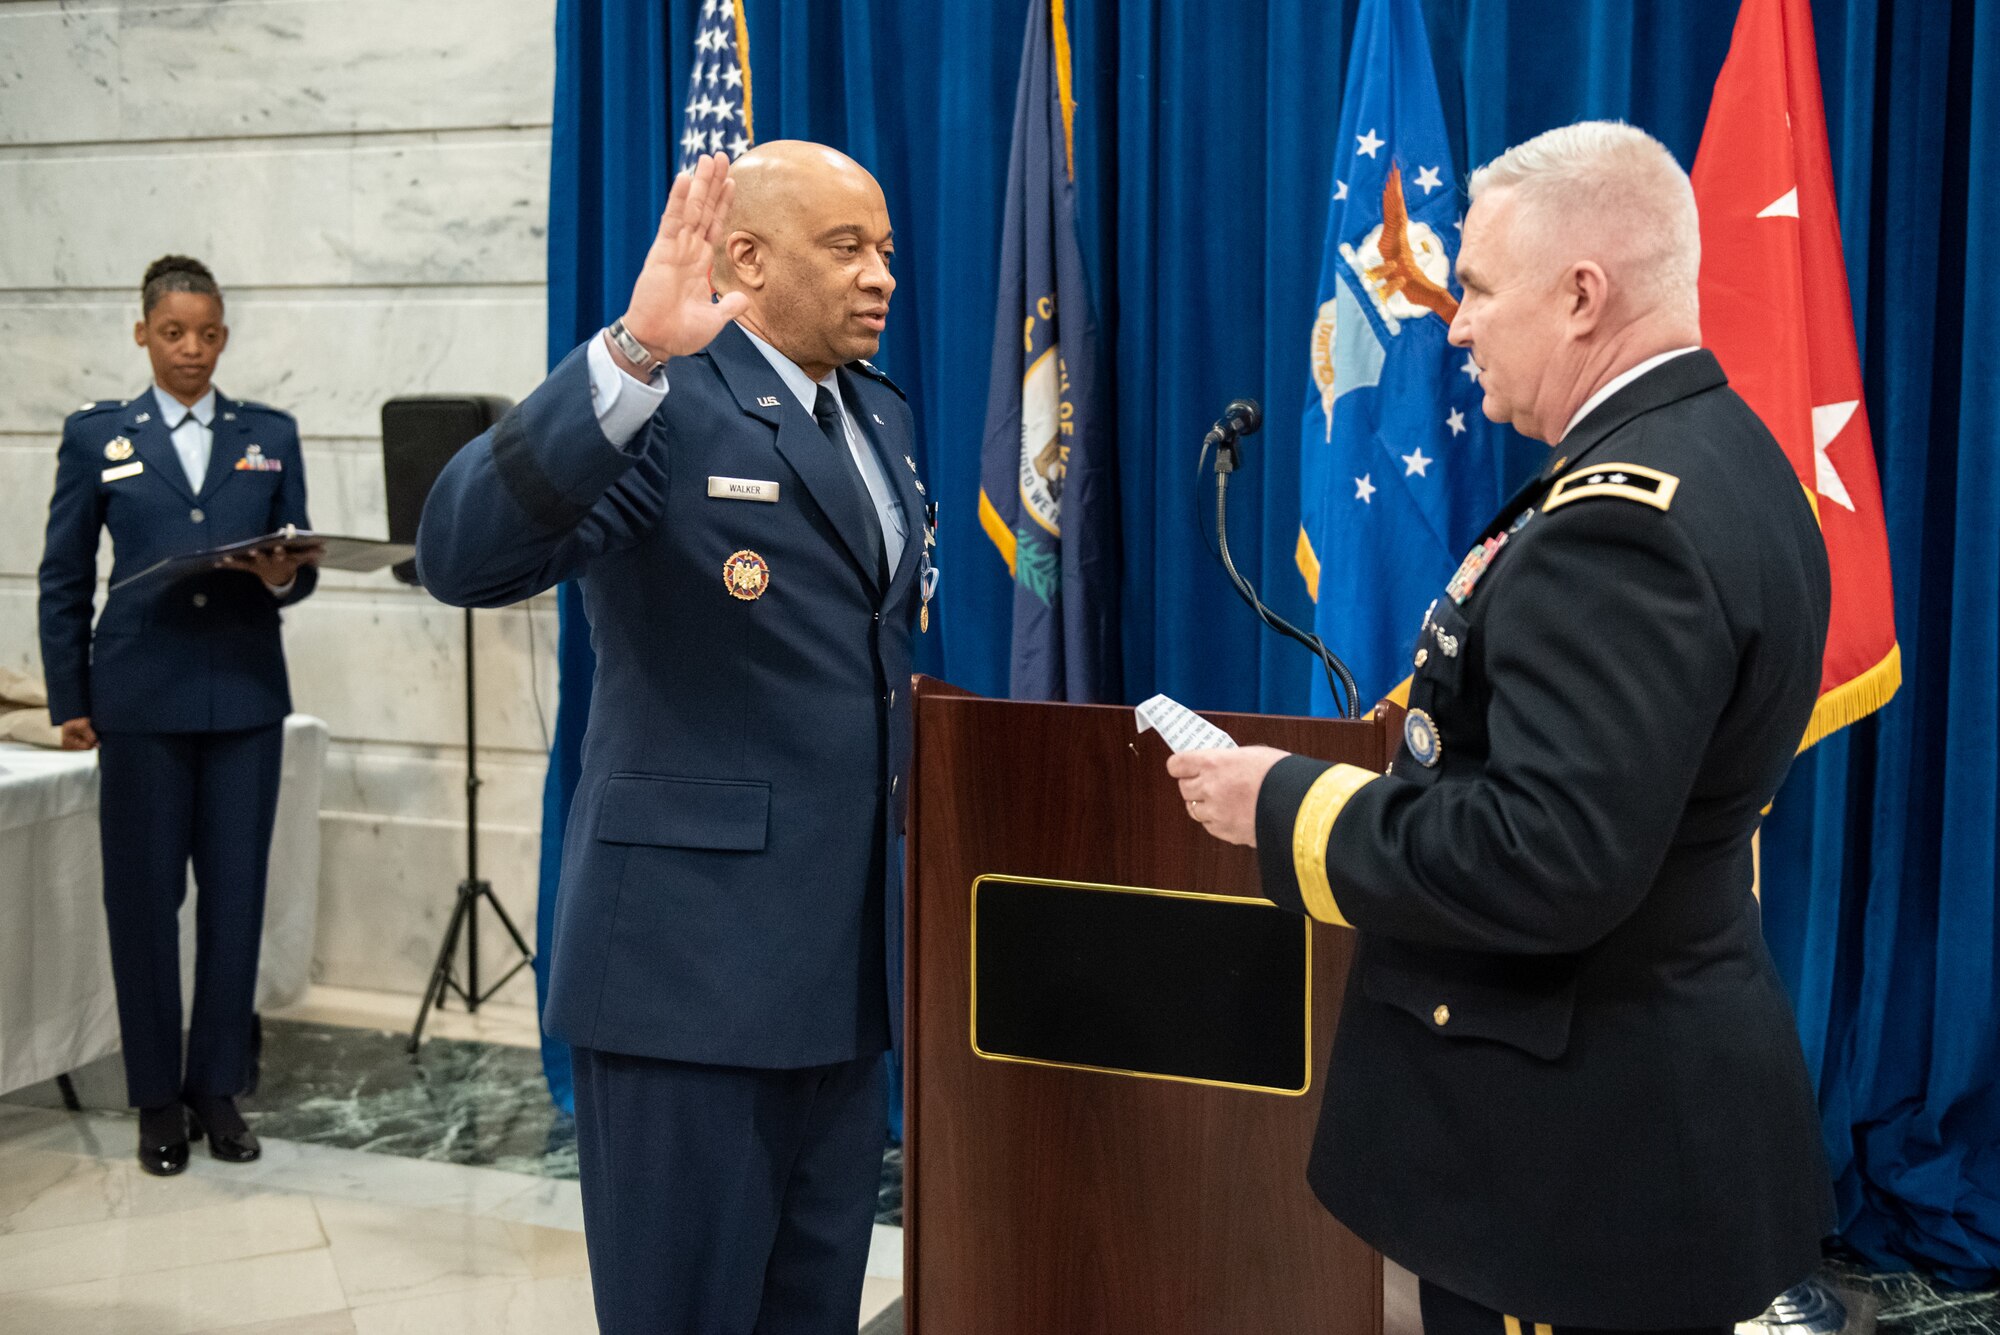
[1203,398,1264,470]
[1199,397,1362,718]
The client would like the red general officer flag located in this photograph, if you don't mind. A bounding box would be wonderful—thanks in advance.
[1692,0,1899,749]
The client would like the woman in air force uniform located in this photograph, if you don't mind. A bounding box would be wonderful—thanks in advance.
[37,255,320,1176]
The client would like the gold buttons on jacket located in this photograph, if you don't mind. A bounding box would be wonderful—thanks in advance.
[1415,648,1429,668]
[1432,1004,1450,1027]
[190,508,205,523]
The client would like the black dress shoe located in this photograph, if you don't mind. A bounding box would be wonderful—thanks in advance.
[136,1103,189,1177]
[183,1094,261,1164]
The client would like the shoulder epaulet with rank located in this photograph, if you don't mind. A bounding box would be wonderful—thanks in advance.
[67,399,124,423]
[233,399,296,423]
[1545,462,1680,514]
[848,359,906,400]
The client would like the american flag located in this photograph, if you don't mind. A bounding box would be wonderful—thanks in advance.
[679,0,753,171]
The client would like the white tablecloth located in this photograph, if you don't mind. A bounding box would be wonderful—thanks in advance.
[0,715,327,1096]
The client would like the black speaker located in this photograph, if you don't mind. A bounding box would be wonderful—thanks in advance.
[380,395,512,586]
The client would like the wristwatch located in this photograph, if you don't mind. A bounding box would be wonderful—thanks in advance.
[606,318,665,378]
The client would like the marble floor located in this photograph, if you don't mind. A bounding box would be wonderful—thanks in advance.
[3,987,1991,1334]
[0,992,901,1333]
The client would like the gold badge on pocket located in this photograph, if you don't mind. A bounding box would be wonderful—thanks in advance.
[104,436,134,462]
[723,550,771,601]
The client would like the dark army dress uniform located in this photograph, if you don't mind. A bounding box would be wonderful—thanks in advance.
[1254,351,1837,1328]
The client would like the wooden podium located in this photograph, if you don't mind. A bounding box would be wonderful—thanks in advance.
[903,678,1395,1335]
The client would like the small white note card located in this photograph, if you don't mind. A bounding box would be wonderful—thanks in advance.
[1134,693,1237,753]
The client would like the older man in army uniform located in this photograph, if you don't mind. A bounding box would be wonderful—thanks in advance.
[1171,121,1835,1335]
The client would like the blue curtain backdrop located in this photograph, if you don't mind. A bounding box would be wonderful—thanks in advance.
[542,0,1996,1278]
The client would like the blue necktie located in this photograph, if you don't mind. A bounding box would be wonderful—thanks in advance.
[813,385,888,585]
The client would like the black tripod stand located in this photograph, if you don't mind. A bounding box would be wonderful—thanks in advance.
[408,606,535,1055]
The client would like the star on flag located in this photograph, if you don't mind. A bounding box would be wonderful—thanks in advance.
[1402,448,1432,477]
[1356,128,1385,159]
[1355,474,1377,503]
[679,0,752,170]
[1412,165,1443,194]
[1446,408,1466,436]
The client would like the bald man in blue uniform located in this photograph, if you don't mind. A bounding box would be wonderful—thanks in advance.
[417,146,931,1334]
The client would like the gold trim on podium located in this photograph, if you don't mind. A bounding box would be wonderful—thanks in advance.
[968,873,1314,1097]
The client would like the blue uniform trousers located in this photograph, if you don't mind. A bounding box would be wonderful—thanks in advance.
[571,1044,887,1335]
[96,723,283,1108]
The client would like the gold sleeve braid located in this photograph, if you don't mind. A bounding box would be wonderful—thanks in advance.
[1290,763,1379,928]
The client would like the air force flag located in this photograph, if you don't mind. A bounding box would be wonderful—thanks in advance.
[1296,0,1509,713]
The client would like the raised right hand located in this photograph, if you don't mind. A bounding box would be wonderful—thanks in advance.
[59,716,97,750]
[618,151,751,362]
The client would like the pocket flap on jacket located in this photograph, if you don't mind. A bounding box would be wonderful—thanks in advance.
[1361,943,1578,1061]
[594,773,770,851]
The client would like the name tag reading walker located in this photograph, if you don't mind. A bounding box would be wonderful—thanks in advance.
[102,461,144,483]
[708,476,781,503]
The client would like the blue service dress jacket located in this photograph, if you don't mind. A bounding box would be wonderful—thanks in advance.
[416,324,927,1070]
[38,392,316,735]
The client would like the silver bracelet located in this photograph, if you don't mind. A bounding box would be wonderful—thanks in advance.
[606,318,665,378]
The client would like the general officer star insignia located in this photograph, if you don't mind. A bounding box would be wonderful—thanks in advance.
[1545,462,1680,513]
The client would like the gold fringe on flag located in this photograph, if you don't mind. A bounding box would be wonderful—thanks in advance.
[1798,642,1901,753]
[732,0,753,145]
[1295,527,1321,602]
[980,487,1017,577]
[1051,0,1077,182]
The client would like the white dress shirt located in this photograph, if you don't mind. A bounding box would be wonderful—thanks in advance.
[1559,346,1702,443]
[156,383,293,594]
[153,383,216,493]
[585,326,907,571]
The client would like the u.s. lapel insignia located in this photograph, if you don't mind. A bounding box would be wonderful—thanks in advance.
[723,550,772,601]
[133,412,152,425]
[103,436,134,462]
[1404,708,1443,767]
[873,413,886,425]
[757,395,781,408]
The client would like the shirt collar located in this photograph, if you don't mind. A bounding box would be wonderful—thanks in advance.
[1558,346,1701,443]
[152,384,217,429]
[736,323,842,416]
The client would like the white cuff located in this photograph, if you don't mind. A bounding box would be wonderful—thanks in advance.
[265,578,295,597]
[586,330,669,448]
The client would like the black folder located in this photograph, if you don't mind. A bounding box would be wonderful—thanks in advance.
[108,529,415,593]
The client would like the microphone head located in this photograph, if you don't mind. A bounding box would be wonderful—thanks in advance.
[1226,398,1263,436]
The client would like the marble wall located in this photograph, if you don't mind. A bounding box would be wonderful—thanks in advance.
[0,0,562,1005]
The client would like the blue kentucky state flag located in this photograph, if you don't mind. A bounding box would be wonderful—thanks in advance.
[1296,0,1509,713]
[979,0,1119,702]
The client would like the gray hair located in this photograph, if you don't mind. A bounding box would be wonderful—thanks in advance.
[1468,121,1699,326]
